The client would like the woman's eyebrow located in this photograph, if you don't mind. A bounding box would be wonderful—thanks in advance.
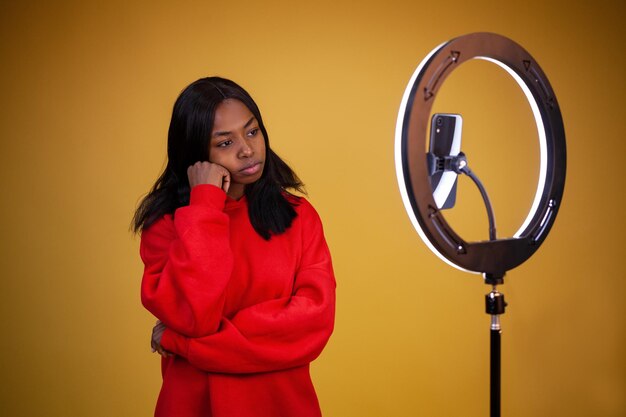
[212,117,256,138]
[243,116,256,128]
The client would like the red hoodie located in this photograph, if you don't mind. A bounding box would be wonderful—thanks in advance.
[140,184,336,417]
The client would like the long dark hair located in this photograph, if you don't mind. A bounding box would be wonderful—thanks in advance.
[132,77,304,239]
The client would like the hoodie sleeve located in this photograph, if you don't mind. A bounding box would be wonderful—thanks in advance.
[160,199,336,373]
[140,184,233,337]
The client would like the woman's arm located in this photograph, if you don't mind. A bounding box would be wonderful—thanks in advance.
[140,184,233,337]
[159,200,336,373]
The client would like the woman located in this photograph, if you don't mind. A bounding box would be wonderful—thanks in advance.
[132,77,336,417]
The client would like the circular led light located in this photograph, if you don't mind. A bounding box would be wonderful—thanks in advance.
[395,33,566,275]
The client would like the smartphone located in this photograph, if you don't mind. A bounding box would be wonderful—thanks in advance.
[428,113,463,209]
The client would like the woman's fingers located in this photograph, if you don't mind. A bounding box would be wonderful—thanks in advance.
[156,345,171,358]
[187,161,231,191]
[221,170,231,193]
[150,320,161,352]
[151,320,172,357]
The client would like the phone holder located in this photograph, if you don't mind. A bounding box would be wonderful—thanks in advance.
[427,151,468,175]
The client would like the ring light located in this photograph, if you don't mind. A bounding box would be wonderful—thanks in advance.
[395,32,566,276]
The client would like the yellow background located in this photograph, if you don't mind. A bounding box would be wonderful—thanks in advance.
[1,1,624,416]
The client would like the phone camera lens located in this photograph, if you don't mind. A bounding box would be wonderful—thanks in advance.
[436,117,443,126]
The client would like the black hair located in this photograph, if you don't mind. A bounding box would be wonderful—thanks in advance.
[132,77,304,239]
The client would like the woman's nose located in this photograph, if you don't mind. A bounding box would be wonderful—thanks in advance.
[238,139,253,157]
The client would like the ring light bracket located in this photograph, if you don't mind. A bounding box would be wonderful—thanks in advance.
[396,32,566,276]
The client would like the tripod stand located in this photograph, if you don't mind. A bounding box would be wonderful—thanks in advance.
[484,273,507,417]
[455,157,508,417]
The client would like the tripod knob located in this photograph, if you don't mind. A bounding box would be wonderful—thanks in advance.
[485,291,507,315]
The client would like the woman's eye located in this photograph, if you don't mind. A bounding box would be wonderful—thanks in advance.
[217,139,232,148]
[247,128,259,137]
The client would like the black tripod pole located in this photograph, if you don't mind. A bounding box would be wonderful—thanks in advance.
[485,273,506,417]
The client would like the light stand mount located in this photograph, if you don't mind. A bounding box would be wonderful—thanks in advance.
[394,33,566,417]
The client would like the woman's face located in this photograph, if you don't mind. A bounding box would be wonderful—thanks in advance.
[208,99,266,198]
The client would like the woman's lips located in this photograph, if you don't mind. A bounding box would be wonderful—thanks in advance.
[239,161,262,176]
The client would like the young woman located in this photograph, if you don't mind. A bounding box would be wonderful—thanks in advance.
[132,77,336,417]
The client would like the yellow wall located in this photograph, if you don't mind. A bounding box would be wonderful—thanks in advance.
[1,1,624,416]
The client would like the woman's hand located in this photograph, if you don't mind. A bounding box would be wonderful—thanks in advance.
[151,320,173,358]
[187,161,231,193]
